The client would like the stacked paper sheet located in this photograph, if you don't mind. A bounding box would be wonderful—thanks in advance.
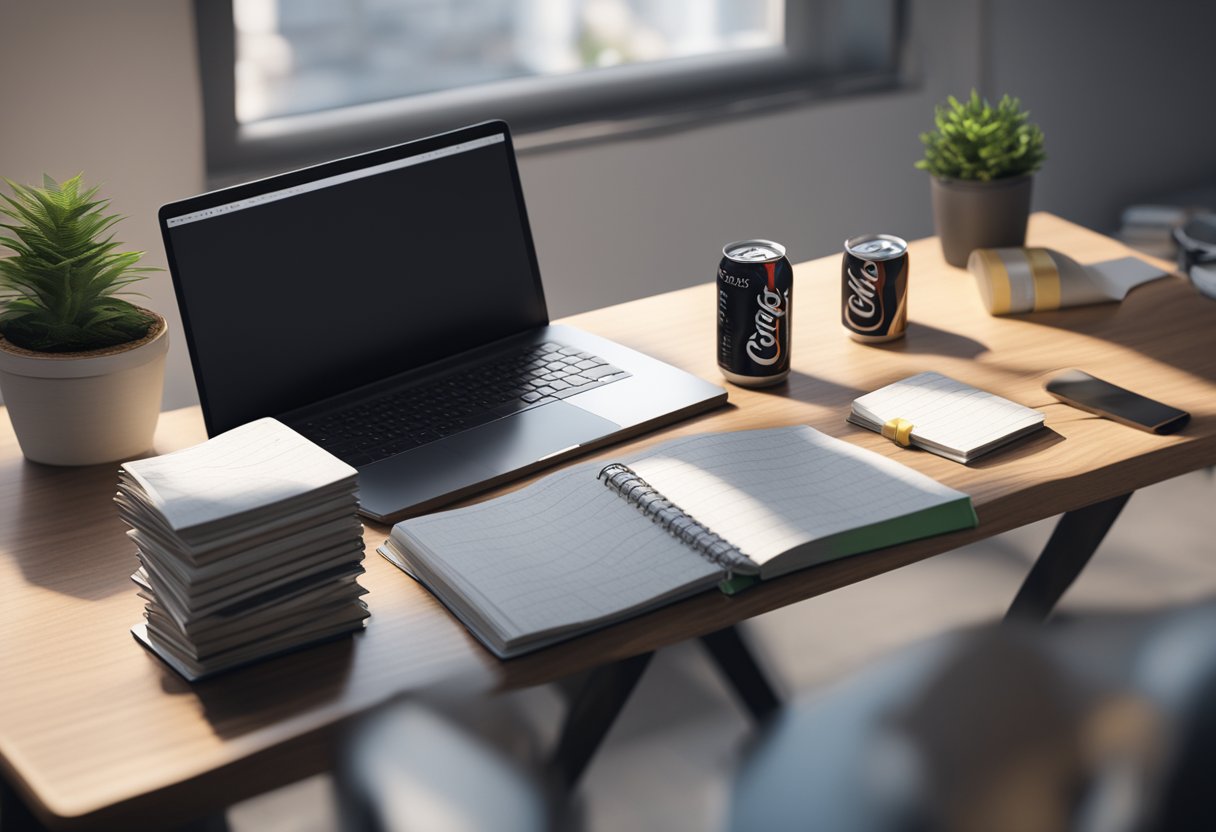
[117,418,369,680]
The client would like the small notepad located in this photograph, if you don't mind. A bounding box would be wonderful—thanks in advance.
[849,372,1045,464]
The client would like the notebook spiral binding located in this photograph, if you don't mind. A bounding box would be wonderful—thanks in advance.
[598,463,749,577]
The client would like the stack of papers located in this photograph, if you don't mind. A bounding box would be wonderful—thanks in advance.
[117,418,369,680]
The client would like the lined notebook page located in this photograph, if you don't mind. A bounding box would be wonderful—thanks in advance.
[851,372,1044,454]
[396,463,722,641]
[121,418,356,534]
[626,426,969,568]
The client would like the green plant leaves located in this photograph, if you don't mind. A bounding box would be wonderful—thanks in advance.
[915,90,1046,181]
[0,174,157,352]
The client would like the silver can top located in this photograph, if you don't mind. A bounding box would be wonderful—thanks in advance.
[723,239,787,264]
[844,233,908,261]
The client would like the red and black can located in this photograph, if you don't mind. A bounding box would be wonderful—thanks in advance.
[842,233,908,343]
[717,239,793,387]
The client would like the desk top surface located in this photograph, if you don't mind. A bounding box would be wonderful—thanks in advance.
[2,214,1215,827]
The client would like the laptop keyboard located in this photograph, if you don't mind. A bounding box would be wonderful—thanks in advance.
[292,342,629,467]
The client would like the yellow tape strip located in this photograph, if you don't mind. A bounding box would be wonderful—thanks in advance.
[1026,247,1061,311]
[881,417,915,447]
[975,248,1013,315]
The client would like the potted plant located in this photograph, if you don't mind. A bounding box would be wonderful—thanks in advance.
[916,91,1046,267]
[0,174,167,465]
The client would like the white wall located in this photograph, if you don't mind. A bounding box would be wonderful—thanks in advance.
[2,0,1214,412]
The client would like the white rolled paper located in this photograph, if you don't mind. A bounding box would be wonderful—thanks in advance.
[968,247,1167,315]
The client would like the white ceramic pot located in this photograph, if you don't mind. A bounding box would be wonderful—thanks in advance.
[0,315,168,465]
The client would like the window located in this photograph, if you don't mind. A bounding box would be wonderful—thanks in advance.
[196,0,903,179]
[235,0,786,124]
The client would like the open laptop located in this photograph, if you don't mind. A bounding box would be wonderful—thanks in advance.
[160,120,726,523]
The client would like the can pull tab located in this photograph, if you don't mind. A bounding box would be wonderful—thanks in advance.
[735,246,769,261]
[881,417,915,447]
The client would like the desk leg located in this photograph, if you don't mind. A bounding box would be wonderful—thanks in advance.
[1005,492,1132,624]
[699,625,781,723]
[1,778,47,832]
[550,651,653,791]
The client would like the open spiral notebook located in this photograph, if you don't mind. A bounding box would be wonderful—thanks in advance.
[380,426,977,659]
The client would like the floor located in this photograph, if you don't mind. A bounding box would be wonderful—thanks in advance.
[228,468,1215,832]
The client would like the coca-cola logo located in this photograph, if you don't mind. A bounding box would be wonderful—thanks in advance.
[745,287,787,365]
[844,259,884,332]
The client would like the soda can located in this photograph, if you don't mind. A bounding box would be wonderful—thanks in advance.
[717,239,793,387]
[842,233,909,342]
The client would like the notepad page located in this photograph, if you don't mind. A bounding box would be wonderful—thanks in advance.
[394,462,723,641]
[626,426,970,570]
[121,418,357,534]
[851,372,1044,455]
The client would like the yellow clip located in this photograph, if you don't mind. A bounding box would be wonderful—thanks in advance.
[881,417,915,447]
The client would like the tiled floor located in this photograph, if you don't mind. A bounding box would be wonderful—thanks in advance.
[229,468,1215,832]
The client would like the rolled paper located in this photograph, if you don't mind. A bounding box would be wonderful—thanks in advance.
[968,247,1167,315]
[881,417,915,447]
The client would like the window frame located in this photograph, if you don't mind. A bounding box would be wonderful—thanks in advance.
[196,0,905,181]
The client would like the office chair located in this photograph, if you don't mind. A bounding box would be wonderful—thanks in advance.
[727,600,1216,832]
[335,695,564,832]
[333,601,1216,832]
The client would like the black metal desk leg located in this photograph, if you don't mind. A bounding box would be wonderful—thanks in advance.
[1,777,49,832]
[550,651,653,791]
[699,625,781,723]
[1005,492,1132,624]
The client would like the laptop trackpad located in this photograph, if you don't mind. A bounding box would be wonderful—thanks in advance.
[357,402,619,520]
[452,401,618,472]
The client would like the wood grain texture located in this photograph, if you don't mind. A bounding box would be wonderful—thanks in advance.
[1,214,1213,828]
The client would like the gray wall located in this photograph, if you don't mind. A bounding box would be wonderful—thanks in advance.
[985,0,1216,224]
[2,0,1214,411]
[0,1,203,409]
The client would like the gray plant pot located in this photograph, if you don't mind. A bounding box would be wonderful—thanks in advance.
[930,175,1033,267]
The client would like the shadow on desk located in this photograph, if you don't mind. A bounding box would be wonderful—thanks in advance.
[745,325,989,410]
[158,636,359,740]
[967,426,1066,469]
[1010,277,1216,385]
[779,371,868,408]
[2,458,137,601]
[861,322,990,361]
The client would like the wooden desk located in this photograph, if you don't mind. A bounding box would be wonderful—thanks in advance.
[2,214,1214,828]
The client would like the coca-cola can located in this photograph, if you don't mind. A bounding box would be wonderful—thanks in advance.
[717,239,792,387]
[842,233,909,343]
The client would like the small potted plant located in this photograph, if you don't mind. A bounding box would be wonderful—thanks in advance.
[0,174,168,465]
[916,91,1046,267]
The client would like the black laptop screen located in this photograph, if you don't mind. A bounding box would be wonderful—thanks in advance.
[163,127,548,435]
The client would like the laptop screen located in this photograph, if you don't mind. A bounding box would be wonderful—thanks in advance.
[161,123,548,435]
